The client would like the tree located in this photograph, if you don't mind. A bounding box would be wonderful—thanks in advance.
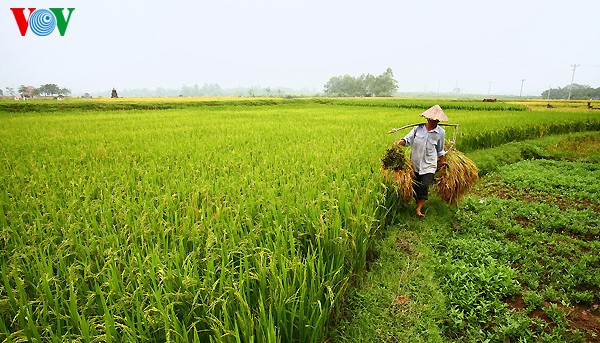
[324,68,398,97]
[38,84,60,97]
[5,87,15,96]
[373,68,398,97]
[37,85,49,96]
[200,83,223,96]
[180,85,193,97]
[19,85,36,98]
[324,76,343,96]
[0,89,3,96]
[541,84,600,100]
[324,74,364,97]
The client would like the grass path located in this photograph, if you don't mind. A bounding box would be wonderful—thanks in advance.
[331,200,453,342]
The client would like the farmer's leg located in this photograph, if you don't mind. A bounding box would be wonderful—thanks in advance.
[414,173,434,217]
[415,199,426,217]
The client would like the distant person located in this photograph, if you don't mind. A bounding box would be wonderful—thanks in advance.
[395,105,449,217]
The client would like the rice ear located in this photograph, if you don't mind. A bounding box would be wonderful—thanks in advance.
[381,146,415,203]
[434,148,478,205]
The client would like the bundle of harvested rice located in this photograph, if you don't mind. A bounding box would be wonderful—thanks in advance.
[435,148,478,205]
[380,146,415,203]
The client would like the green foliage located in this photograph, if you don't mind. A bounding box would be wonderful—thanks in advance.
[1,99,598,342]
[337,152,599,342]
[445,184,599,341]
[468,131,600,175]
[330,210,449,343]
[457,120,600,152]
[37,83,63,97]
[0,97,307,113]
[331,98,527,111]
[541,84,600,100]
[0,104,390,342]
[489,159,600,202]
[323,68,398,97]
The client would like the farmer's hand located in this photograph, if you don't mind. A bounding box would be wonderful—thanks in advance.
[394,139,406,146]
[438,155,449,170]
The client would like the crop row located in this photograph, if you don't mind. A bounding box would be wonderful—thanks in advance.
[0,106,389,342]
[0,97,527,113]
[0,102,598,341]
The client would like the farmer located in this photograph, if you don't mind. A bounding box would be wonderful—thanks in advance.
[394,105,449,217]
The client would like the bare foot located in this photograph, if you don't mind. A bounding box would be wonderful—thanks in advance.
[415,199,426,218]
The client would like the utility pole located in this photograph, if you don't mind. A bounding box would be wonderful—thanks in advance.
[488,81,492,95]
[519,79,526,98]
[568,64,580,100]
[547,86,551,100]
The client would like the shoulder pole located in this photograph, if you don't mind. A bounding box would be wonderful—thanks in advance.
[388,122,459,134]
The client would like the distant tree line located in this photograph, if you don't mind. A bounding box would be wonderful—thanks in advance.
[323,68,398,97]
[542,84,600,100]
[2,84,71,98]
[109,84,319,98]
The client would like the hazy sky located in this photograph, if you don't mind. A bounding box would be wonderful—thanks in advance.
[2,0,599,96]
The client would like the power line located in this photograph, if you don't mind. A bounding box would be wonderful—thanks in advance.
[526,66,569,80]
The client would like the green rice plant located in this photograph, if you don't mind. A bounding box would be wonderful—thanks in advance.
[0,103,392,342]
[0,99,598,342]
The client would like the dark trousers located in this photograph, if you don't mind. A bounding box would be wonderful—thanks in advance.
[414,173,434,200]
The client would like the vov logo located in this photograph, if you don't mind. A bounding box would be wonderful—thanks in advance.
[10,8,75,36]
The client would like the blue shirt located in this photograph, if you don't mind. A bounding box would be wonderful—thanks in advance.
[403,124,446,175]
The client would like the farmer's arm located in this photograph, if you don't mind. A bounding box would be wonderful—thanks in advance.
[437,132,448,168]
[395,126,417,146]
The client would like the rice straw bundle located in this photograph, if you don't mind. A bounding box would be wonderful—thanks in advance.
[380,146,415,203]
[435,148,478,205]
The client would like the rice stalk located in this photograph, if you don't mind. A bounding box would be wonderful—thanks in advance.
[435,148,478,205]
[380,146,414,203]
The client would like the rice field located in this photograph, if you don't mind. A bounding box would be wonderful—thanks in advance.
[0,98,598,342]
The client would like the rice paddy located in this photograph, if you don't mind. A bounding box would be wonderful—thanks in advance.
[0,98,598,342]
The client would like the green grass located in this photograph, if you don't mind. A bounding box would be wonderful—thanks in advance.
[333,135,599,343]
[1,99,599,341]
[466,131,600,175]
[331,201,452,343]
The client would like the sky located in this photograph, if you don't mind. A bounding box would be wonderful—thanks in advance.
[1,0,599,96]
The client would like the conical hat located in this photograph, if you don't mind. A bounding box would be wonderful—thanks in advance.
[419,105,449,122]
